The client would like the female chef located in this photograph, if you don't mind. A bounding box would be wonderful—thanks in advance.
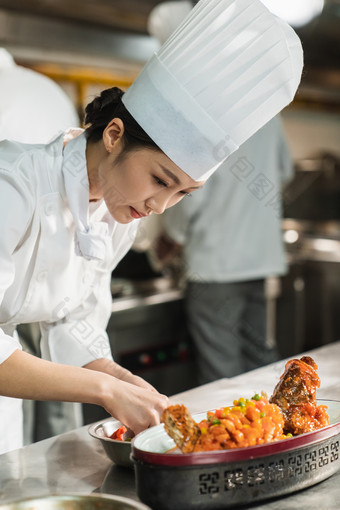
[0,0,302,454]
[0,86,203,453]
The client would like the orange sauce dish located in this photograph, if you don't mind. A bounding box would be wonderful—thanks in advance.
[193,395,287,452]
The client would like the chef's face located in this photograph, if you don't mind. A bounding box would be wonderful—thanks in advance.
[96,120,204,224]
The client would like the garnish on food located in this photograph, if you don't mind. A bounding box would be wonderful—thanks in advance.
[109,425,127,441]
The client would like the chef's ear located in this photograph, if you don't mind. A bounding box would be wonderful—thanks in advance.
[102,118,125,152]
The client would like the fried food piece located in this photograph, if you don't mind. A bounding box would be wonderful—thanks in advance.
[162,404,201,453]
[270,356,329,435]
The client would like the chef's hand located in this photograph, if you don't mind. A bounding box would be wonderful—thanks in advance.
[84,358,158,392]
[118,370,158,393]
[85,359,169,433]
[155,233,182,267]
[101,378,170,435]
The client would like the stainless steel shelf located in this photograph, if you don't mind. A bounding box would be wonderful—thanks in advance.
[111,288,183,313]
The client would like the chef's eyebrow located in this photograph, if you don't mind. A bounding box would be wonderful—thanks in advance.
[159,165,180,185]
[159,164,202,190]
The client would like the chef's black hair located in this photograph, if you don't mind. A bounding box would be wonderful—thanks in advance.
[84,87,159,152]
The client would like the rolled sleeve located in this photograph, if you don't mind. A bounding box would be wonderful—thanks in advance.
[0,329,22,364]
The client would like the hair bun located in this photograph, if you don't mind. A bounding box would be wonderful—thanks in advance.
[99,87,124,110]
[84,85,158,149]
[85,87,124,125]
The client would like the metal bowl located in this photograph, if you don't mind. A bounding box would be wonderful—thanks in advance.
[0,494,150,509]
[88,419,133,468]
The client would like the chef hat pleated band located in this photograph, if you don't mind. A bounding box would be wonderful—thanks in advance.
[122,0,303,181]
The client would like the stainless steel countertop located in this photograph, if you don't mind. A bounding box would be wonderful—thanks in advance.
[0,342,339,509]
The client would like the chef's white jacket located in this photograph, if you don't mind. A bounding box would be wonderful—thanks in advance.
[0,131,138,367]
[160,116,293,282]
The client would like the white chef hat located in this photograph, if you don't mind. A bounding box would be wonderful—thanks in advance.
[123,0,303,182]
[147,1,193,45]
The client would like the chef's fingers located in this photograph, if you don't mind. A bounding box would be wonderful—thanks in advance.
[125,373,159,393]
[102,379,170,434]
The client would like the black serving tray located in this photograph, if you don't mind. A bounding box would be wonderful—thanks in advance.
[131,400,340,510]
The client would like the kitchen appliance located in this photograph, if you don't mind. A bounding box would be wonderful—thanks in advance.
[274,154,340,359]
[108,285,197,395]
[277,218,340,357]
[131,400,340,510]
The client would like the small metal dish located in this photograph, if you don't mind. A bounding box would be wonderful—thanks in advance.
[88,419,133,468]
[0,494,150,509]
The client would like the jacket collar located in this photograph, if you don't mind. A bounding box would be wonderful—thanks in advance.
[61,131,113,262]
